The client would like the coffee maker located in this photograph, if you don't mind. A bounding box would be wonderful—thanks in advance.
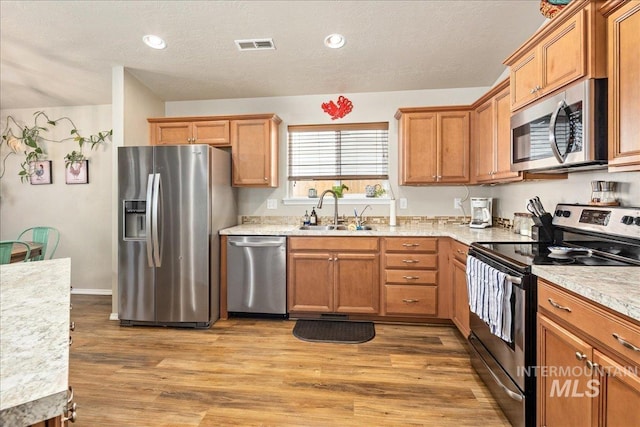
[469,197,493,229]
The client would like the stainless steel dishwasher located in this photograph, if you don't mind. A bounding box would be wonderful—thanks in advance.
[226,236,287,316]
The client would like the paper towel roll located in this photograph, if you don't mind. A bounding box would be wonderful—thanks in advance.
[389,199,397,226]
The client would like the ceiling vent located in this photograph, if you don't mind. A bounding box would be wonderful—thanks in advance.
[235,38,276,51]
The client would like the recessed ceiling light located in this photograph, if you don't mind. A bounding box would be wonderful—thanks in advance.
[142,34,167,50]
[324,33,345,49]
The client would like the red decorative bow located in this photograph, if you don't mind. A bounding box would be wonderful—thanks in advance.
[321,96,353,120]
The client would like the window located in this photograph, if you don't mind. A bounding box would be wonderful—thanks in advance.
[287,122,389,199]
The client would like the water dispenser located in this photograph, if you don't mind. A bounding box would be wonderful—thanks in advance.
[123,200,146,240]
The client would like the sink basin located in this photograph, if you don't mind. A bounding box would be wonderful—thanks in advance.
[298,225,373,231]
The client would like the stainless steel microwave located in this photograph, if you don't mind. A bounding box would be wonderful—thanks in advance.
[510,78,608,173]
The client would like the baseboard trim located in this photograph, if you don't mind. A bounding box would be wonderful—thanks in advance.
[71,288,112,295]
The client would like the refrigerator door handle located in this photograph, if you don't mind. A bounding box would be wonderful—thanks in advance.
[151,173,162,267]
[145,174,155,267]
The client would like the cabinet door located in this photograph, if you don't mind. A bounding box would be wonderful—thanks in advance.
[472,99,495,182]
[593,350,640,427]
[608,2,640,171]
[288,252,333,312]
[399,112,438,184]
[492,86,520,181]
[540,10,585,96]
[193,120,230,146]
[334,253,379,314]
[538,314,594,427]
[451,257,470,338]
[231,119,275,187]
[151,122,192,145]
[437,111,470,183]
[510,52,539,111]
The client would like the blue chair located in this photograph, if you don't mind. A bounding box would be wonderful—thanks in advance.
[17,226,60,261]
[0,240,31,264]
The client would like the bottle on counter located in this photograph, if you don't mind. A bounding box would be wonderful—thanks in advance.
[303,210,310,226]
[310,208,318,225]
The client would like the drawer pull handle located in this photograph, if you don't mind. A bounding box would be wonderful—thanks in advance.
[612,333,640,352]
[402,243,420,247]
[402,299,419,303]
[402,276,420,280]
[575,351,587,361]
[402,259,419,263]
[456,249,467,255]
[548,298,572,312]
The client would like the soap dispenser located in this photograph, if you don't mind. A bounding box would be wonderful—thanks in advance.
[310,208,318,225]
[303,210,310,226]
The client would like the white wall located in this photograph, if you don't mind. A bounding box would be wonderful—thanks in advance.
[166,87,495,220]
[0,105,113,293]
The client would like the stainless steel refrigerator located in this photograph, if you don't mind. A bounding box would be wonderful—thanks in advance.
[117,145,236,328]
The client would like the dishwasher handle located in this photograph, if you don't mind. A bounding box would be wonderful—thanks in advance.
[229,241,285,248]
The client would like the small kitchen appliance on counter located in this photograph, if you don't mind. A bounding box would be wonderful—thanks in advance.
[470,197,493,228]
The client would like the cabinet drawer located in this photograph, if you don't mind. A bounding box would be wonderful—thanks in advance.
[385,253,437,269]
[384,237,437,253]
[385,285,437,315]
[385,269,437,285]
[451,239,469,264]
[289,237,379,251]
[539,280,640,365]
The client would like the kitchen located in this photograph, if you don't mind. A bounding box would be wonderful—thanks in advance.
[1,1,639,426]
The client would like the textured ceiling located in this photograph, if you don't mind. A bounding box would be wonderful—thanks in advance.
[0,0,546,110]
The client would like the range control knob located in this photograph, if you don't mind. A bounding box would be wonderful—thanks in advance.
[555,209,563,217]
[634,217,640,226]
[621,216,634,225]
[562,211,571,218]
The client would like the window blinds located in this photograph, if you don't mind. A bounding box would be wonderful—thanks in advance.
[288,122,389,180]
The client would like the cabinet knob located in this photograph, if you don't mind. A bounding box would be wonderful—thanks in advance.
[575,351,587,361]
[264,177,268,181]
[586,360,599,370]
[70,321,75,332]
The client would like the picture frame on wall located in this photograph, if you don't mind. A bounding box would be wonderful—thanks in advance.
[29,160,52,185]
[65,160,89,184]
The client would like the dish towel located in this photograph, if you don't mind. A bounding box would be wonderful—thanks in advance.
[466,255,513,343]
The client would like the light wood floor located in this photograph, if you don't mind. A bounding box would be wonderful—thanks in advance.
[69,295,510,426]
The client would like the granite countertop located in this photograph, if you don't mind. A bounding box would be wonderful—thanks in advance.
[0,258,71,426]
[220,223,640,323]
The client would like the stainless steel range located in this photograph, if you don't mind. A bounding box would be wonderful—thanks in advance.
[466,204,640,427]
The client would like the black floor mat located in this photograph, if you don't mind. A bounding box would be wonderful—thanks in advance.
[292,319,375,344]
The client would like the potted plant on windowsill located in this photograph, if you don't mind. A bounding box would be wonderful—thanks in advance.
[1,111,112,182]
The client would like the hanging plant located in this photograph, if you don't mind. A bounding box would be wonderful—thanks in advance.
[1,111,112,183]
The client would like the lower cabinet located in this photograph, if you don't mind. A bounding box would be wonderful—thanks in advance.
[381,237,442,318]
[450,240,470,337]
[537,279,640,427]
[287,237,379,315]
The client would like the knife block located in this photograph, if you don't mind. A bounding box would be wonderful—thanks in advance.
[531,213,554,242]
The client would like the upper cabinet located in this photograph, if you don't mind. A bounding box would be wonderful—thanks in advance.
[148,114,281,187]
[149,117,230,146]
[604,0,640,171]
[471,79,521,183]
[504,0,606,112]
[231,115,281,187]
[395,107,470,185]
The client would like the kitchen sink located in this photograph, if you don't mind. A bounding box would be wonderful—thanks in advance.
[298,225,373,231]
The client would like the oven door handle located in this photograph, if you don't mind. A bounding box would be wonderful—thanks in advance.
[470,336,524,402]
[506,274,522,285]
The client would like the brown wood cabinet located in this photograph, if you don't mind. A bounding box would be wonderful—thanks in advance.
[395,107,470,185]
[449,239,470,338]
[231,116,281,187]
[537,278,640,426]
[471,79,521,184]
[149,117,230,146]
[504,0,606,112]
[287,237,379,315]
[605,0,640,171]
[381,237,442,317]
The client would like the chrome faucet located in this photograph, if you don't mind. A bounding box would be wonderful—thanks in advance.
[317,189,339,225]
